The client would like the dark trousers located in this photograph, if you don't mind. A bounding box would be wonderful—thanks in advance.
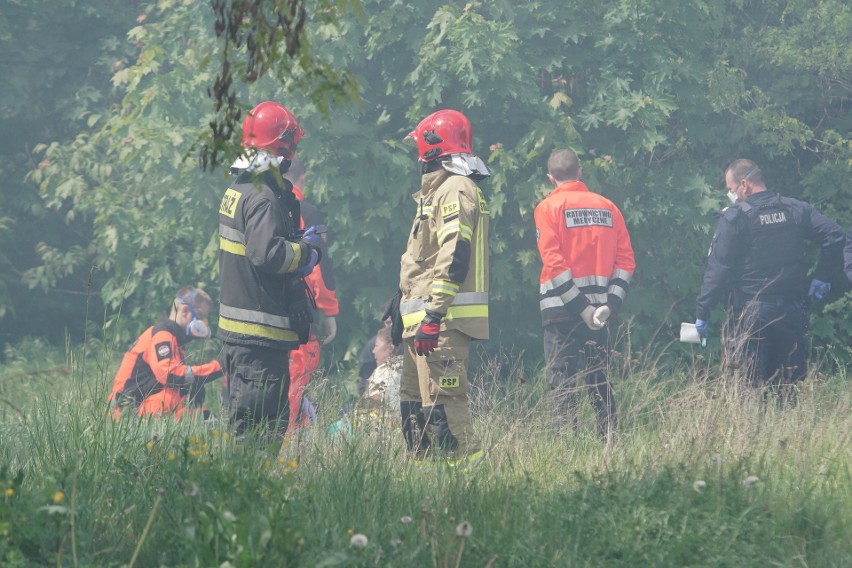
[223,343,290,437]
[543,321,616,437]
[727,299,808,389]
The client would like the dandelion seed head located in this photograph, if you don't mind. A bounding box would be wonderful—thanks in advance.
[455,521,473,537]
[222,510,237,522]
[692,480,706,493]
[400,516,412,524]
[350,533,368,548]
[743,475,760,488]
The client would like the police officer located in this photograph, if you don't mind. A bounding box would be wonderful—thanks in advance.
[393,109,490,465]
[695,159,845,392]
[218,101,323,438]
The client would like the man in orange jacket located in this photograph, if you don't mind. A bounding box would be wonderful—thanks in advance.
[534,149,635,440]
[109,286,223,420]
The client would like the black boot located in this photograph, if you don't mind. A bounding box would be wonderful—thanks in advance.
[400,401,431,456]
[422,404,459,452]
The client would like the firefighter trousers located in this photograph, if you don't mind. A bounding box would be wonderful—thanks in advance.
[399,329,480,456]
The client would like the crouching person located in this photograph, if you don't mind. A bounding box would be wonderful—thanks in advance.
[109,287,224,420]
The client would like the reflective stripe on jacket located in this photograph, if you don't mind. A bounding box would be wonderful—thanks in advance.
[399,169,489,339]
[534,180,635,325]
[218,170,312,349]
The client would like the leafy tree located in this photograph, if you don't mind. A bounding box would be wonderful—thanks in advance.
[21,0,852,366]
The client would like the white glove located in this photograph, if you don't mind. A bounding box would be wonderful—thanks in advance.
[580,305,604,331]
[322,316,337,345]
[592,305,611,327]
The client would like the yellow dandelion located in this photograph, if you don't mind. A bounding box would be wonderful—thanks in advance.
[277,456,286,464]
[145,441,154,452]
[287,460,298,471]
[168,452,176,461]
[211,430,220,437]
[262,459,271,469]
[346,528,353,537]
[4,488,14,497]
[222,433,231,441]
[53,491,65,503]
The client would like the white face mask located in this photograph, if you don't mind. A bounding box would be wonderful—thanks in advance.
[727,190,738,204]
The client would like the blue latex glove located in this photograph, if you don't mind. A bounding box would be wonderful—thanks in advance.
[808,279,830,302]
[695,319,708,338]
[296,249,319,278]
[300,225,326,249]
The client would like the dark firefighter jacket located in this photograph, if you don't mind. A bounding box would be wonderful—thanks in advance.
[218,169,314,350]
[109,319,223,405]
[696,191,845,320]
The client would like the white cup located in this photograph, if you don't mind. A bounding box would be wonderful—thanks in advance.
[680,323,701,344]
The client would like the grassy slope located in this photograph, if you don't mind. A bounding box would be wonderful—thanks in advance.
[0,338,849,567]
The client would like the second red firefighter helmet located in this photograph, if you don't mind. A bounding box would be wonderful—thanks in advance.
[408,109,473,162]
[241,101,304,159]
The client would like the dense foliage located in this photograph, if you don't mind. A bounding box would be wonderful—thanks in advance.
[3,0,850,363]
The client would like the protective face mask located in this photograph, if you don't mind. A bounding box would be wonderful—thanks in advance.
[187,319,211,339]
[176,290,212,339]
[726,190,738,204]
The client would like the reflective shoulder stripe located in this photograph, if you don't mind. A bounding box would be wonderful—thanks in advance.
[220,238,246,256]
[219,316,298,342]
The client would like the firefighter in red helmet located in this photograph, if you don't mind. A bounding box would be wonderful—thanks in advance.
[387,109,490,466]
[218,101,323,439]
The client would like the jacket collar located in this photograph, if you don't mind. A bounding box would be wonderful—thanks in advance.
[413,169,453,201]
[551,180,590,195]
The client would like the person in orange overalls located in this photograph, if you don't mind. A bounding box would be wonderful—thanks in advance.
[534,148,635,440]
[283,158,340,432]
[109,287,223,420]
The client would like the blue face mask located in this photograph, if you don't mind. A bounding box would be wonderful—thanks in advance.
[175,290,211,339]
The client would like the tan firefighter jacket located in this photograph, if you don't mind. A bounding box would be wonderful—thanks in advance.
[399,169,489,340]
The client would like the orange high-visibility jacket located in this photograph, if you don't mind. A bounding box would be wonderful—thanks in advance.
[293,185,339,317]
[534,180,636,325]
[109,320,223,413]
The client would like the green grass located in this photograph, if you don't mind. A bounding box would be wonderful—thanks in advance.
[0,337,850,567]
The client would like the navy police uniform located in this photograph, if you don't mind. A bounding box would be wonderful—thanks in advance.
[696,191,844,386]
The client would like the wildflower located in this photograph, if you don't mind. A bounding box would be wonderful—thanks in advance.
[743,475,760,488]
[287,460,298,471]
[222,511,237,523]
[53,491,65,503]
[455,521,473,537]
[168,452,176,461]
[222,433,231,441]
[4,488,14,497]
[400,516,413,524]
[145,441,155,452]
[211,429,220,437]
[350,533,368,548]
[692,480,706,493]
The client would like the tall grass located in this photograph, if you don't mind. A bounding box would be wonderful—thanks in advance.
[0,337,849,567]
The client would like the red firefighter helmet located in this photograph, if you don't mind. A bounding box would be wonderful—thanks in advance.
[408,109,473,162]
[241,101,304,159]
